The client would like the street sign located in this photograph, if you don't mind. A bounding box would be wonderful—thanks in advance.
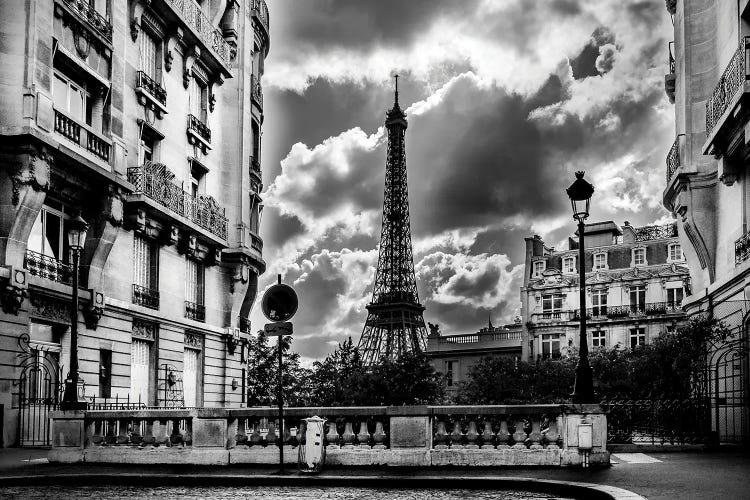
[261,282,298,321]
[264,321,293,337]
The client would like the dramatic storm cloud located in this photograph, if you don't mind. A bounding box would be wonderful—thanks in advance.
[254,0,674,363]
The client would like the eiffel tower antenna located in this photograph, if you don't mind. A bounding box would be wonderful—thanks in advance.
[358,75,427,365]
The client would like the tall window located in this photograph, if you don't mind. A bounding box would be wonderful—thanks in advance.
[189,77,208,124]
[532,260,545,277]
[667,287,684,308]
[28,201,70,263]
[632,248,646,266]
[593,252,607,270]
[53,68,92,125]
[185,259,205,306]
[629,285,646,313]
[629,328,646,349]
[668,243,683,261]
[138,136,154,165]
[183,347,200,407]
[541,334,561,359]
[130,339,151,405]
[563,257,575,274]
[591,330,606,348]
[133,235,159,308]
[592,289,608,316]
[139,30,159,80]
[99,349,112,399]
[445,360,459,387]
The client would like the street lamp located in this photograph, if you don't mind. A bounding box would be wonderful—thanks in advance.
[566,171,595,404]
[61,213,89,411]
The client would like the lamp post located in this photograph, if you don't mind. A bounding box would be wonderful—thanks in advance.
[566,171,595,404]
[61,213,89,411]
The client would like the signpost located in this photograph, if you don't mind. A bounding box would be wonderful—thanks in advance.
[261,275,299,473]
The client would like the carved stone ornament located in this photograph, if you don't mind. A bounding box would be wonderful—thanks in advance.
[229,255,250,293]
[183,45,202,89]
[83,290,105,330]
[1,284,28,315]
[184,331,203,349]
[10,148,52,205]
[29,292,70,324]
[132,317,158,341]
[129,0,153,41]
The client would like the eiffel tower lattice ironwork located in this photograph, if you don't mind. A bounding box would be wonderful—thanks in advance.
[358,76,427,365]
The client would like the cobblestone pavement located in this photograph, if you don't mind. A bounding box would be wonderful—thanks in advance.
[0,447,748,499]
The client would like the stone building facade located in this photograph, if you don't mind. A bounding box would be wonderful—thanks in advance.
[521,222,689,362]
[425,321,523,394]
[0,0,269,446]
[662,0,750,443]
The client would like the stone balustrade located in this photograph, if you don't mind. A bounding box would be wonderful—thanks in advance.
[49,405,608,467]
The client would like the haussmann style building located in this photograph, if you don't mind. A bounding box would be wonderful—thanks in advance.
[0,0,269,447]
[661,0,750,443]
[521,222,690,361]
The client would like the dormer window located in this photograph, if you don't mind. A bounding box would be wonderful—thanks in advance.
[562,256,575,274]
[632,247,647,267]
[593,251,608,270]
[668,243,683,262]
[532,260,545,278]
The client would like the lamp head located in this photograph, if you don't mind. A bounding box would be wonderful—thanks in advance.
[566,171,594,223]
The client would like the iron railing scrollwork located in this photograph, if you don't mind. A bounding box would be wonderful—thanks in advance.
[188,114,211,143]
[666,136,680,184]
[250,157,262,178]
[569,302,682,321]
[251,0,270,35]
[24,250,75,286]
[251,75,263,109]
[601,399,712,445]
[61,0,113,43]
[128,161,228,240]
[132,284,160,309]
[136,71,167,106]
[164,0,232,67]
[706,37,750,136]
[185,300,206,322]
[735,232,750,265]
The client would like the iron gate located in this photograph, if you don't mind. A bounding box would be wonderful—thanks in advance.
[17,334,61,447]
[713,345,748,443]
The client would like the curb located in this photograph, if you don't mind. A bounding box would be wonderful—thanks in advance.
[0,473,646,500]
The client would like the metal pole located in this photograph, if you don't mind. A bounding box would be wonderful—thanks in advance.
[278,333,284,472]
[62,248,82,409]
[572,220,594,403]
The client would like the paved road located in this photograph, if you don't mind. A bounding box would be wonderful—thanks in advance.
[0,448,748,499]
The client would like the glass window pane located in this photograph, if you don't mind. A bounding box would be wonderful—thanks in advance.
[44,212,61,259]
[69,86,84,121]
[53,74,68,110]
[28,212,44,253]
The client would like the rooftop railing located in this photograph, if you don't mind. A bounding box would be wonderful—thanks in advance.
[164,0,232,68]
[437,330,522,345]
[706,37,749,136]
[127,161,228,241]
[633,223,678,242]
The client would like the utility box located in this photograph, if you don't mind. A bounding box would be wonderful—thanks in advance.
[299,416,326,473]
[578,422,593,451]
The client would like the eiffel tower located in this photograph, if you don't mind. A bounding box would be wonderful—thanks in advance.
[358,76,427,365]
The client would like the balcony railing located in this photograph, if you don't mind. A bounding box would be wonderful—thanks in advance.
[60,0,113,43]
[250,232,263,253]
[250,157,262,178]
[24,250,73,286]
[164,0,232,68]
[571,302,682,321]
[251,75,263,109]
[187,114,211,143]
[438,330,522,345]
[666,136,680,183]
[239,317,251,334]
[706,37,749,136]
[735,232,750,265]
[251,0,270,36]
[132,284,160,310]
[136,71,167,106]
[185,300,206,322]
[54,109,111,163]
[127,161,228,241]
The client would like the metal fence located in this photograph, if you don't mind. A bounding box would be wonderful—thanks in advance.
[601,399,712,445]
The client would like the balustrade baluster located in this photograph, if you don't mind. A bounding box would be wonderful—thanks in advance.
[236,418,249,446]
[356,421,371,448]
[105,420,117,445]
[116,419,130,445]
[91,419,104,445]
[143,420,156,445]
[266,422,277,446]
[433,419,449,449]
[450,420,464,449]
[250,420,262,446]
[325,420,340,449]
[465,420,479,449]
[131,419,143,445]
[154,419,169,446]
[528,417,544,450]
[171,418,183,445]
[341,420,356,449]
[481,420,496,449]
[512,419,528,449]
[372,420,387,450]
[544,418,560,449]
[496,419,511,448]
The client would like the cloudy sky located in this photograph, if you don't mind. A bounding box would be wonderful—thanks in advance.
[251,0,675,363]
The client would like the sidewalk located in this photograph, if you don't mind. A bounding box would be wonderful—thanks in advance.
[1,447,749,499]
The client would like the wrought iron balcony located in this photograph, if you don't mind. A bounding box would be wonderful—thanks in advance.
[251,75,263,109]
[187,114,211,143]
[633,223,678,242]
[60,0,113,43]
[666,136,680,184]
[250,157,262,179]
[570,303,682,321]
[251,0,270,37]
[132,284,160,310]
[250,232,263,253]
[127,161,228,241]
[24,250,73,286]
[239,317,251,334]
[185,300,206,322]
[54,109,111,163]
[735,232,750,265]
[163,0,232,68]
[136,71,167,107]
[706,37,750,138]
